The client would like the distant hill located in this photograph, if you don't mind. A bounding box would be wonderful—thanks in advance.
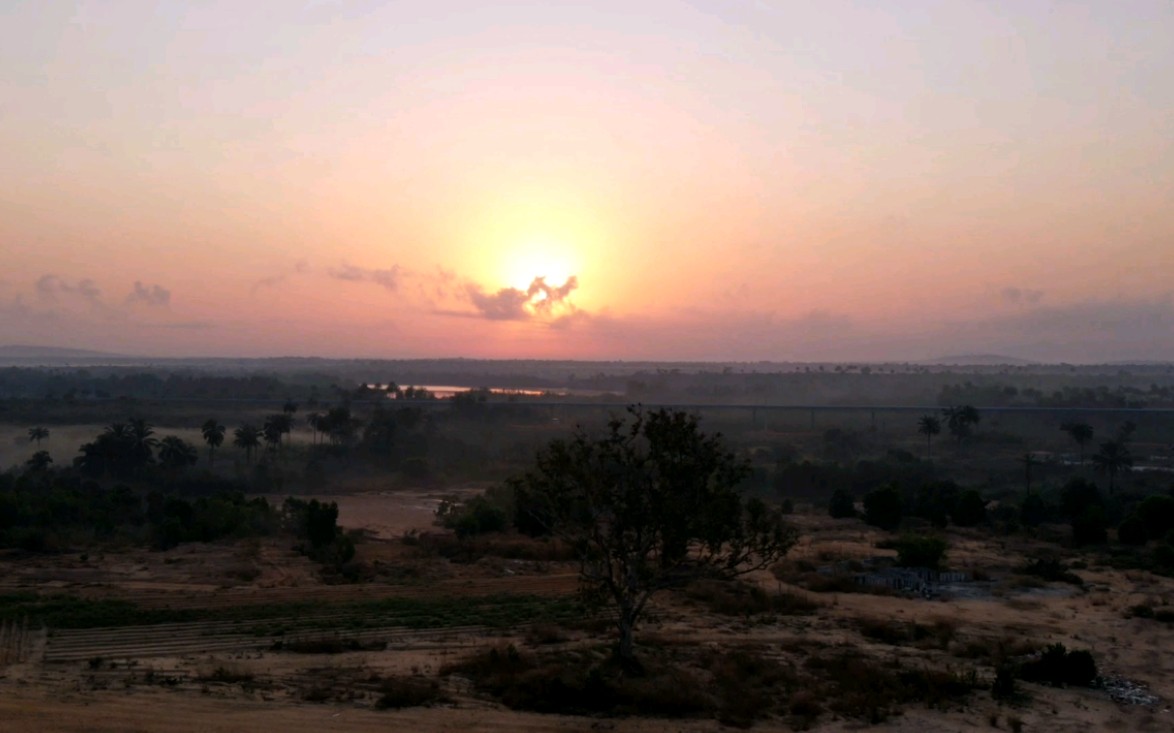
[0,344,131,360]
[926,354,1037,366]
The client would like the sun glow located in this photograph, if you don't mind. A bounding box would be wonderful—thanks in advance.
[501,239,578,291]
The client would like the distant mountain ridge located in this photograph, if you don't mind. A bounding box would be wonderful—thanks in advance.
[0,344,131,359]
[925,354,1037,366]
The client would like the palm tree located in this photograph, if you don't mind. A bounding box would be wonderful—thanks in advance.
[262,416,284,458]
[917,415,941,460]
[25,450,53,472]
[127,418,158,469]
[282,400,299,416]
[1091,440,1133,493]
[201,419,226,467]
[104,422,131,441]
[158,435,198,472]
[27,426,49,447]
[1060,421,1094,465]
[306,412,322,445]
[233,424,261,465]
[942,405,981,445]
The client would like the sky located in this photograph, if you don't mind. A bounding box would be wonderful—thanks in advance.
[1,0,1172,362]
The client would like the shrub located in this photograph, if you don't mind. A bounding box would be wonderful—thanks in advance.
[828,489,856,519]
[951,490,987,527]
[1072,506,1108,546]
[401,457,431,481]
[684,579,820,616]
[991,662,1018,701]
[805,652,977,723]
[437,491,512,539]
[1020,493,1048,527]
[893,535,948,570]
[1019,644,1097,687]
[1128,603,1155,619]
[912,481,959,528]
[1060,478,1102,521]
[1138,495,1174,540]
[1017,556,1083,585]
[863,484,904,531]
[1118,515,1148,546]
[374,675,447,709]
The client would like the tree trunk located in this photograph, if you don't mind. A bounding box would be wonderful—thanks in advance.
[616,605,638,668]
[618,621,634,662]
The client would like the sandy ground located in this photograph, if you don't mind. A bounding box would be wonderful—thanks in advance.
[2,493,1173,732]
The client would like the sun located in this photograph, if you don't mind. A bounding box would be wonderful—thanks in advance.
[502,240,578,290]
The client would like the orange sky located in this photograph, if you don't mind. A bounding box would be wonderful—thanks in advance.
[2,1,1172,362]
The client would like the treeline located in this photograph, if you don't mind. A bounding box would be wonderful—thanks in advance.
[0,470,273,551]
[0,367,320,401]
[828,475,1174,575]
[0,470,351,562]
[940,381,1174,408]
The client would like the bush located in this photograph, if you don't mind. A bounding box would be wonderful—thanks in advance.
[805,652,977,723]
[1020,493,1048,527]
[445,644,790,724]
[863,484,903,531]
[1138,495,1174,540]
[374,675,447,709]
[1118,515,1148,546]
[401,457,431,481]
[1019,644,1097,687]
[436,489,514,539]
[1060,478,1102,522]
[991,662,1018,701]
[828,489,856,519]
[1017,556,1083,585]
[892,535,948,570]
[912,481,959,528]
[951,490,987,527]
[1072,506,1108,546]
[684,579,820,617]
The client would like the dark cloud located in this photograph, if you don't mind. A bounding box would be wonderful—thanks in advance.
[1000,286,1045,305]
[465,276,580,321]
[252,274,288,292]
[936,294,1174,362]
[35,275,102,304]
[126,281,171,307]
[251,260,312,293]
[329,264,400,291]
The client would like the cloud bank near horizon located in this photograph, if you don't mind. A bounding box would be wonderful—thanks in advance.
[1,270,1171,362]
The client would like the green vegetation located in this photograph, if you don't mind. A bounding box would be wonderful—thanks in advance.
[1018,644,1098,687]
[890,535,949,570]
[446,641,976,727]
[863,484,904,531]
[0,591,583,631]
[503,407,798,662]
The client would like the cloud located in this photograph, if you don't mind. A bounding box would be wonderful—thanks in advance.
[252,274,288,292]
[125,281,171,307]
[1000,286,1045,305]
[35,275,102,304]
[936,294,1174,362]
[251,259,312,293]
[465,276,580,321]
[329,263,400,291]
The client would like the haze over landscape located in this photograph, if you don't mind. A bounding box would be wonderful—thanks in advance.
[3,1,1172,361]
